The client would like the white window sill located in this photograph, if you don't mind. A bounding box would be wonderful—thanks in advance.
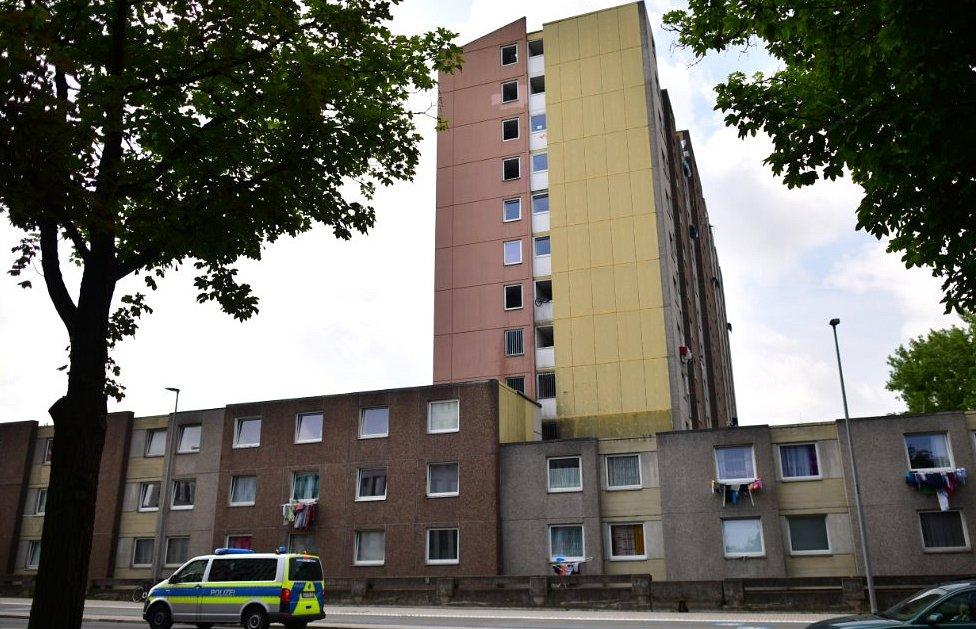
[359,433,389,440]
[606,485,642,492]
[923,546,971,554]
[294,439,323,445]
[503,217,521,223]
[229,502,255,508]
[354,560,385,567]
[717,478,756,486]
[177,449,200,455]
[724,553,765,559]
[355,496,387,502]
[547,487,582,494]
[910,467,956,474]
[502,260,523,266]
[144,454,165,459]
[550,557,585,563]
[26,513,44,518]
[163,563,183,568]
[428,428,460,435]
[233,443,260,449]
[137,507,160,513]
[170,505,194,511]
[292,498,319,504]
[790,550,832,556]
[608,555,648,562]
[426,559,459,565]
[504,305,524,311]
[427,492,459,499]
[131,564,152,569]
[780,476,822,482]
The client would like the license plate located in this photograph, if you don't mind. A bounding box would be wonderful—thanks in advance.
[302,592,315,598]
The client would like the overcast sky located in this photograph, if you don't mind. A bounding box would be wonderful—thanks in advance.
[0,0,960,427]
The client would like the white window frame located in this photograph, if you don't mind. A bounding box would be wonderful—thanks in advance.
[547,456,583,493]
[144,428,167,458]
[228,475,256,507]
[427,400,460,434]
[138,481,160,512]
[531,151,548,173]
[233,417,261,449]
[425,528,460,565]
[359,407,390,439]
[294,412,323,444]
[722,518,765,558]
[530,113,547,133]
[170,479,195,511]
[904,432,954,473]
[42,438,53,465]
[548,523,585,562]
[504,283,523,311]
[225,534,252,550]
[502,156,520,181]
[714,445,758,485]
[291,471,320,503]
[501,117,519,141]
[919,510,971,552]
[503,239,523,265]
[164,536,190,567]
[605,454,642,491]
[34,488,47,516]
[531,192,549,214]
[501,80,518,103]
[605,522,648,561]
[131,538,155,568]
[785,514,832,556]
[176,424,202,454]
[502,197,521,223]
[534,235,551,258]
[356,468,388,502]
[354,530,386,566]
[529,74,546,95]
[426,462,460,498]
[777,442,822,481]
[500,43,518,66]
[504,328,524,357]
[26,540,41,569]
[528,38,544,57]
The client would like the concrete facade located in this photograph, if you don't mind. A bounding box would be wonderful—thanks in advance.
[0,421,36,574]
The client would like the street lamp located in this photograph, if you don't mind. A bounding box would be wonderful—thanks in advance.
[829,319,877,614]
[152,387,181,583]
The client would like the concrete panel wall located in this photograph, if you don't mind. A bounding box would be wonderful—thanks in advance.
[0,421,36,574]
[89,412,133,580]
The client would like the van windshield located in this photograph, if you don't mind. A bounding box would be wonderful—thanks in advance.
[288,557,323,581]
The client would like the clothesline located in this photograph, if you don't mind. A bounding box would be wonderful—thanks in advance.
[711,477,763,506]
[905,468,967,511]
[281,500,318,529]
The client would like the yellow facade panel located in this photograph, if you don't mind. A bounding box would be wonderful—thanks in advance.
[564,138,587,183]
[619,360,648,412]
[568,269,594,318]
[596,361,622,413]
[608,173,633,218]
[548,183,567,229]
[552,270,571,320]
[624,85,648,129]
[585,176,610,222]
[581,94,605,137]
[120,511,158,537]
[591,267,616,315]
[770,423,839,443]
[597,9,621,54]
[616,311,644,362]
[593,312,620,363]
[543,25,560,66]
[548,142,565,186]
[644,358,671,409]
[578,13,600,59]
[634,216,659,262]
[564,179,587,225]
[620,46,644,88]
[566,223,591,271]
[612,262,640,311]
[557,19,580,63]
[555,366,575,416]
[630,169,655,214]
[636,260,664,310]
[610,217,637,265]
[583,135,608,178]
[549,226,568,274]
[777,478,850,511]
[600,53,624,94]
[617,4,642,49]
[580,57,603,98]
[640,308,668,359]
[604,129,630,176]
[627,127,652,170]
[588,221,613,268]
[573,365,599,415]
[786,554,857,578]
[561,98,583,141]
[547,101,563,144]
[559,59,582,102]
[602,488,662,517]
[570,314,596,364]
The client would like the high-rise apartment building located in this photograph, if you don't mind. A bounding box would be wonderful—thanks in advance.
[433,1,736,433]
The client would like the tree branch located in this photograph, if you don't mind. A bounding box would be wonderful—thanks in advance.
[39,219,78,329]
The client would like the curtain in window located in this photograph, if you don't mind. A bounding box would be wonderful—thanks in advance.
[610,524,645,557]
[717,447,754,480]
[237,419,261,445]
[429,401,459,432]
[172,480,195,506]
[787,516,829,551]
[722,519,763,555]
[231,476,256,503]
[133,539,155,565]
[428,529,458,560]
[166,538,189,565]
[140,482,160,509]
[228,536,252,550]
[293,473,319,500]
[428,463,458,494]
[906,434,952,469]
[359,469,387,497]
[780,444,819,478]
[607,456,640,487]
[921,512,966,548]
[289,534,318,554]
[296,414,323,442]
[550,526,583,558]
[549,458,581,489]
[361,408,389,436]
[357,531,385,562]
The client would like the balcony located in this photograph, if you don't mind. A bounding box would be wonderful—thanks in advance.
[534,299,552,322]
[532,211,550,234]
[539,397,556,420]
[528,54,544,78]
[535,346,555,370]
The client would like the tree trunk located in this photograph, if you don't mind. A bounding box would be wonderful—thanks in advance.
[28,267,115,629]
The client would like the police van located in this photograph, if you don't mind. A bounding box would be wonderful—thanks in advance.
[143,548,325,629]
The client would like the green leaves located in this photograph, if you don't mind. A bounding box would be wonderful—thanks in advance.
[664,0,976,312]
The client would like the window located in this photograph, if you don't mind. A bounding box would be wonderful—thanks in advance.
[33,489,47,515]
[504,284,523,310]
[549,524,584,560]
[229,475,256,506]
[780,443,820,479]
[722,518,764,557]
[209,557,277,581]
[607,523,646,560]
[537,372,556,399]
[528,39,543,57]
[295,412,323,444]
[787,515,830,554]
[234,418,261,448]
[920,511,968,550]
[531,152,548,173]
[360,407,389,439]
[506,376,525,394]
[427,462,459,497]
[145,429,167,457]
[505,329,524,356]
[529,75,545,94]
[503,239,522,265]
[42,438,53,464]
[428,400,460,433]
[288,534,318,554]
[165,537,190,566]
[714,445,756,484]
[905,433,953,470]
[502,118,519,141]
[26,541,40,569]
[227,535,252,550]
[535,279,552,303]
[548,456,582,492]
[426,528,459,564]
[503,197,521,222]
[606,454,641,490]
[501,81,518,103]
[534,236,551,257]
[169,558,207,584]
[532,192,549,213]
[171,479,196,510]
[502,157,520,181]
[536,325,554,349]
[289,556,323,581]
[292,472,320,502]
[139,482,160,512]
[928,591,976,624]
[177,424,201,453]
[132,538,155,567]
[357,468,387,501]
[500,43,517,66]
[355,531,385,566]
[531,113,547,132]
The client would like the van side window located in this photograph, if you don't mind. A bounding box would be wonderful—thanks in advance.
[208,558,277,582]
[170,559,208,584]
[288,557,323,581]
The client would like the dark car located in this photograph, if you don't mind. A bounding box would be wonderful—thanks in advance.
[808,582,976,628]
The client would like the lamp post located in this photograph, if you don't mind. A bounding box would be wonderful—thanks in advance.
[829,319,877,614]
[152,387,180,583]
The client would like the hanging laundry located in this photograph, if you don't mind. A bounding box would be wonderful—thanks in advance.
[906,468,967,511]
[281,502,296,525]
[936,490,950,511]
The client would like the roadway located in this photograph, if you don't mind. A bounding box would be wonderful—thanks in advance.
[0,598,832,629]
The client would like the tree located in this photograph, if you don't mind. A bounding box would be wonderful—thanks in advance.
[0,1,459,626]
[663,2,976,312]
[886,314,976,414]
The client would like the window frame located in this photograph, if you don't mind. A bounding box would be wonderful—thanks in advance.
[504,283,523,310]
[170,478,196,511]
[294,412,324,445]
[502,156,521,181]
[427,399,460,434]
[505,376,525,394]
[534,235,551,257]
[777,442,822,482]
[500,43,518,66]
[228,475,256,507]
[225,534,253,550]
[605,522,648,561]
[176,424,202,454]
[164,536,190,567]
[529,74,546,95]
[26,540,41,569]
[355,467,388,502]
[502,197,521,223]
[354,530,386,566]
[548,523,585,562]
[904,432,955,472]
[501,80,518,103]
[291,471,320,503]
[919,510,970,552]
[425,527,460,565]
[785,514,832,556]
[131,537,155,568]
[530,113,547,133]
[233,417,262,449]
[138,481,161,513]
[714,445,758,485]
[605,454,642,491]
[531,192,549,214]
[503,239,523,265]
[501,117,519,141]
[426,461,460,498]
[531,151,548,174]
[359,406,390,439]
[721,517,766,558]
[34,488,47,516]
[547,456,583,493]
[42,438,53,464]
[528,38,544,57]
[504,328,524,357]
[144,428,167,458]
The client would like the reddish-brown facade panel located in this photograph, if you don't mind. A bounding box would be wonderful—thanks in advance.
[0,421,37,574]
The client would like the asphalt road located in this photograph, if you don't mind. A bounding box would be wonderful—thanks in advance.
[0,598,832,629]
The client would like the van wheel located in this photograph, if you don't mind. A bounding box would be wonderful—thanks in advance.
[146,604,172,629]
[241,605,269,629]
